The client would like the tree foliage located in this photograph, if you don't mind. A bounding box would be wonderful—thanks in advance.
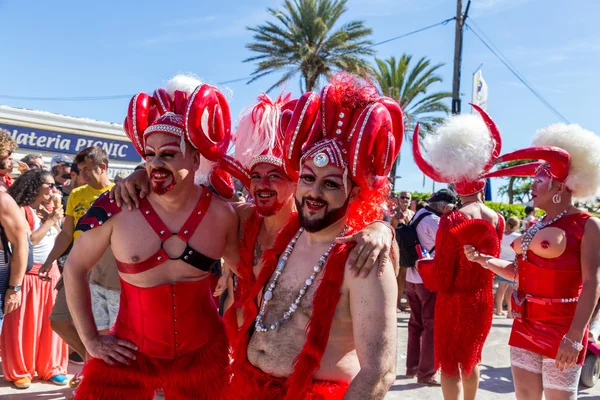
[245,0,373,92]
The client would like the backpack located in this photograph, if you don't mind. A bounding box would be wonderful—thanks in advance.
[396,207,440,268]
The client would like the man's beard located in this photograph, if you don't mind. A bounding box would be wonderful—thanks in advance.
[150,168,177,195]
[254,189,290,217]
[295,195,350,233]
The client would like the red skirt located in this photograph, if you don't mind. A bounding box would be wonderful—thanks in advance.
[74,329,229,400]
[226,356,349,400]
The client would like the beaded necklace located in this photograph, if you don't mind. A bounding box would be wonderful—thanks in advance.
[520,208,569,261]
[255,225,348,333]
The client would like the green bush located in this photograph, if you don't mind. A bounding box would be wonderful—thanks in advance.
[485,202,545,219]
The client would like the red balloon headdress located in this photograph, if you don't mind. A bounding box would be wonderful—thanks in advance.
[281,75,404,191]
[123,78,236,198]
[412,104,502,196]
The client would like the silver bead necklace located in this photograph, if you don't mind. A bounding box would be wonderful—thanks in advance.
[255,225,348,333]
[520,208,569,261]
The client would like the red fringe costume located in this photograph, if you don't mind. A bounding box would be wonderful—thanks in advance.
[418,213,504,377]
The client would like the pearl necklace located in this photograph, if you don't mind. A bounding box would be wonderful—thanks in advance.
[520,208,569,261]
[255,226,348,333]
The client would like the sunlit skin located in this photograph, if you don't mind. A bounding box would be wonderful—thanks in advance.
[398,191,411,211]
[0,151,14,172]
[78,159,108,190]
[144,140,188,196]
[295,162,359,233]
[39,175,56,204]
[530,168,564,210]
[250,164,295,217]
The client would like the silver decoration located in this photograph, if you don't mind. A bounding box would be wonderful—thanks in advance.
[144,124,185,138]
[352,104,378,177]
[314,152,329,168]
[254,226,347,333]
[288,93,315,158]
[520,208,569,261]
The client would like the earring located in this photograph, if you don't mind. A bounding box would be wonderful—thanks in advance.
[552,194,561,204]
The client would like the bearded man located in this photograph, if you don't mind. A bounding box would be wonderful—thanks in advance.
[225,75,402,399]
[63,75,238,399]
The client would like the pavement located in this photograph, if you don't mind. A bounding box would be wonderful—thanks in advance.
[0,314,598,399]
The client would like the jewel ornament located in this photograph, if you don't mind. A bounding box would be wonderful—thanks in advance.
[255,225,348,333]
[313,152,329,168]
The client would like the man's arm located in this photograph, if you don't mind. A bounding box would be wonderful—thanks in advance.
[345,255,398,399]
[63,219,137,365]
[0,194,29,314]
[221,201,241,275]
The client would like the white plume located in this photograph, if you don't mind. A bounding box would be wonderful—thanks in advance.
[533,123,600,199]
[422,113,494,181]
[165,74,203,97]
[234,96,283,168]
[164,74,215,183]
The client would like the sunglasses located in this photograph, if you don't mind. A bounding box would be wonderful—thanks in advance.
[43,183,56,189]
[399,196,411,200]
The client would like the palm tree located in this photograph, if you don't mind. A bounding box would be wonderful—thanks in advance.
[370,54,452,184]
[245,0,373,92]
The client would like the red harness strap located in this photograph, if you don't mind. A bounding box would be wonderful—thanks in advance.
[116,187,212,274]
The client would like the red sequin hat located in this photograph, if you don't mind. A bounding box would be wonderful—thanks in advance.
[124,85,231,162]
[281,75,404,191]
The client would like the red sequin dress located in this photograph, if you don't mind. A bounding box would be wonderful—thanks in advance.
[510,212,590,365]
[419,211,503,377]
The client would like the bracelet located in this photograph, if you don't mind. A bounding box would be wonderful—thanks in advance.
[562,334,584,352]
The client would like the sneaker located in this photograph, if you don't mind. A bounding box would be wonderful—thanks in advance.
[49,374,69,386]
[14,377,31,389]
[69,352,84,365]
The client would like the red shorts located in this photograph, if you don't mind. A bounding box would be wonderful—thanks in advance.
[226,357,349,400]
[74,331,229,400]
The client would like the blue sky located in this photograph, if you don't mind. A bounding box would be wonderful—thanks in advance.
[1,0,598,200]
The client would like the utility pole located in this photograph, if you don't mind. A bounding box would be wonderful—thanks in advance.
[451,0,471,115]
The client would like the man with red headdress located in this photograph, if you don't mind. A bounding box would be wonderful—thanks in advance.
[217,92,397,348]
[412,108,505,400]
[225,74,402,400]
[63,75,238,399]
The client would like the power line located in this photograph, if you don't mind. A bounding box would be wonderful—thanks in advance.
[465,21,569,123]
[0,17,455,102]
[367,17,455,48]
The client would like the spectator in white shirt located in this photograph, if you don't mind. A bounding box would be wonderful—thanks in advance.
[406,189,457,386]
